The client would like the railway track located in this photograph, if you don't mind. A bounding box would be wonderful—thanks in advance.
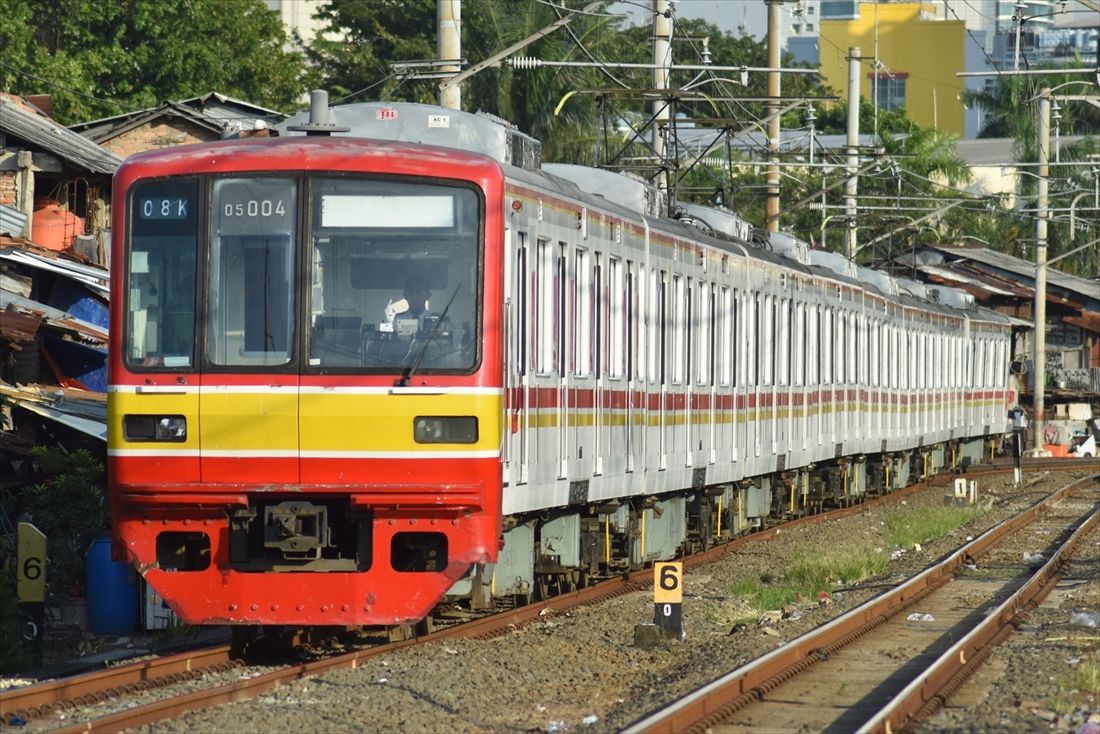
[2,459,1088,733]
[623,472,1099,734]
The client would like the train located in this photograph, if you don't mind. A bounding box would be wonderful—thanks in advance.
[107,95,1017,626]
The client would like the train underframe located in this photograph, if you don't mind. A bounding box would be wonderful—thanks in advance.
[456,434,996,610]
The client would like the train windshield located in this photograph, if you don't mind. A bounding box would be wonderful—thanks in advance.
[307,177,482,373]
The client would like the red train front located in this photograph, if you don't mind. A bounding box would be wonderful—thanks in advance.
[108,136,505,625]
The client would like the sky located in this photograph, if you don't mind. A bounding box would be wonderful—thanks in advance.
[611,0,769,39]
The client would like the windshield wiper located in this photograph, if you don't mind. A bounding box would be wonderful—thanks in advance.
[397,283,461,387]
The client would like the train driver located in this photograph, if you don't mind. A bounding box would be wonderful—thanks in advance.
[384,276,433,335]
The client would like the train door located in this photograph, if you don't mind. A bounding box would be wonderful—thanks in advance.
[572,246,591,479]
[202,177,299,485]
[682,276,693,467]
[557,242,568,479]
[706,283,718,465]
[592,251,604,476]
[624,259,636,474]
[658,270,669,471]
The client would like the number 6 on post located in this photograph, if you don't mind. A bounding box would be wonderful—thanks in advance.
[653,561,684,639]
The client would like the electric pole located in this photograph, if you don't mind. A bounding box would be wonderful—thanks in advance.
[438,0,462,110]
[765,0,782,232]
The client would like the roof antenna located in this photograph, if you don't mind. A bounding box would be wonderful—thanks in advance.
[287,90,350,136]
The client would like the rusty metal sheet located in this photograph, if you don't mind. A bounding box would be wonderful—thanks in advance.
[0,308,42,340]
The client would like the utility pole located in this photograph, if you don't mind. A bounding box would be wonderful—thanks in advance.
[845,47,861,260]
[1031,85,1050,453]
[765,0,782,232]
[653,0,673,188]
[437,0,461,110]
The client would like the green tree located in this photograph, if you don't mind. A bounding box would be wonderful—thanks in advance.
[21,448,107,597]
[0,0,307,124]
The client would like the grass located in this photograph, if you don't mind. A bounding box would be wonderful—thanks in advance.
[726,502,988,618]
[885,505,982,549]
[728,542,889,614]
[1052,659,1100,714]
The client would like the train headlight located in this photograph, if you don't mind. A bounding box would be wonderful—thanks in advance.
[413,416,478,444]
[124,414,187,442]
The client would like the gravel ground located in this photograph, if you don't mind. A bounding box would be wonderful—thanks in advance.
[9,469,1096,734]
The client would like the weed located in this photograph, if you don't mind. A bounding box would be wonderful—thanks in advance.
[886,505,981,550]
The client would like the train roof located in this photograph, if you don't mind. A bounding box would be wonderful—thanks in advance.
[280,100,1002,327]
[114,134,504,184]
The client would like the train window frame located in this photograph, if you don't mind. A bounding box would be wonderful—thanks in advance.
[672,274,685,385]
[534,239,554,376]
[123,177,201,373]
[608,257,624,380]
[515,236,528,375]
[574,248,592,378]
[696,282,712,387]
[718,286,732,388]
[206,175,299,371]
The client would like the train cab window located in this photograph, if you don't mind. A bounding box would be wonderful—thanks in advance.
[126,179,199,369]
[307,177,481,373]
[208,178,297,367]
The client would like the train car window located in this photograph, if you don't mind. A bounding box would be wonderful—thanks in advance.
[647,269,659,384]
[574,249,591,377]
[307,177,480,373]
[836,312,846,384]
[126,179,199,369]
[719,287,731,387]
[594,253,603,378]
[609,258,624,379]
[697,283,711,386]
[985,339,995,388]
[869,319,878,388]
[557,243,567,376]
[516,238,527,375]
[774,298,784,387]
[672,275,685,385]
[794,303,805,387]
[657,271,668,386]
[848,312,858,384]
[625,261,635,381]
[730,288,739,388]
[821,307,831,385]
[208,178,296,367]
[536,239,552,374]
[891,326,899,389]
[745,291,756,387]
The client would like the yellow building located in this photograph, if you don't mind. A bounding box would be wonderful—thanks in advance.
[820,2,966,136]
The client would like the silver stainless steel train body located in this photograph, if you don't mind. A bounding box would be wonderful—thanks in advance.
[281,101,1015,602]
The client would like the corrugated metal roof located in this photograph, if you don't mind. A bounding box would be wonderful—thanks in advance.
[0,204,28,237]
[0,244,110,296]
[71,92,286,140]
[935,246,1100,304]
[0,93,122,174]
[0,381,106,441]
[73,100,225,143]
[915,263,1023,297]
